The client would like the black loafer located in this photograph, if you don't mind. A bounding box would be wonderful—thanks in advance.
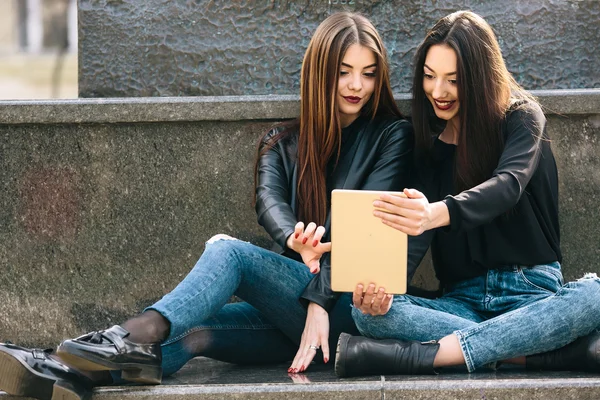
[0,342,91,400]
[56,325,162,384]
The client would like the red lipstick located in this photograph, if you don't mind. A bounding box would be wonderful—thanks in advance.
[343,96,361,104]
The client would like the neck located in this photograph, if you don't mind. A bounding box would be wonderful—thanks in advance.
[340,114,359,128]
[439,117,460,145]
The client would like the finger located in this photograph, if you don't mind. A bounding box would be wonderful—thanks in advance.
[381,294,394,314]
[352,284,364,308]
[299,345,318,372]
[376,212,423,232]
[290,346,303,372]
[294,222,305,240]
[296,342,315,372]
[302,222,318,245]
[311,226,326,247]
[317,241,332,253]
[321,333,330,364]
[378,193,406,206]
[403,188,425,199]
[308,259,320,274]
[381,218,423,236]
[360,284,377,312]
[370,287,386,313]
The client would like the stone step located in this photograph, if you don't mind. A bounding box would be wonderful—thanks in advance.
[3,357,600,400]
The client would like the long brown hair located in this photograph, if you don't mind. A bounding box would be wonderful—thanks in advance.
[412,11,536,192]
[256,12,401,225]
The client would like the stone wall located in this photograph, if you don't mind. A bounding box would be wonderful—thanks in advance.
[0,90,599,346]
[79,0,600,97]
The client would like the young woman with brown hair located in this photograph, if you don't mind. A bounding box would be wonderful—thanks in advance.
[335,10,600,377]
[0,12,413,399]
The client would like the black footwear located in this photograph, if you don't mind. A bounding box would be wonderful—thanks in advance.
[527,331,600,371]
[335,333,440,377]
[56,325,162,384]
[0,342,91,400]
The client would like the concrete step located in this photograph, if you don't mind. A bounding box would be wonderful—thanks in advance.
[3,357,600,400]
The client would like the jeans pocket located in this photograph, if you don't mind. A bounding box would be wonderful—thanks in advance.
[518,264,563,294]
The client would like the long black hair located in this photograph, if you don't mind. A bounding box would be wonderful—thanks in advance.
[412,11,536,192]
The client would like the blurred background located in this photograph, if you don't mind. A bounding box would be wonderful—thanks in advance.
[0,0,77,100]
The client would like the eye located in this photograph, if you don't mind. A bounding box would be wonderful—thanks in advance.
[423,73,434,79]
[340,70,349,76]
[449,79,457,85]
[363,71,376,78]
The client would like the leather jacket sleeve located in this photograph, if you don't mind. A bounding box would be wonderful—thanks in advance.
[300,119,414,312]
[255,128,298,251]
[443,103,546,232]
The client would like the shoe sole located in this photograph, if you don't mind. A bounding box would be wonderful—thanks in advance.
[334,333,351,378]
[0,347,87,400]
[56,343,161,385]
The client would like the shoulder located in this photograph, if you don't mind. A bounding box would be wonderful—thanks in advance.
[505,100,546,132]
[363,115,414,142]
[260,121,299,151]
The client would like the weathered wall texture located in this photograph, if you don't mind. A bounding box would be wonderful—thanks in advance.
[79,0,600,98]
[0,93,599,346]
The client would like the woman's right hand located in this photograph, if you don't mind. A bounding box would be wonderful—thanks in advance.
[286,222,332,273]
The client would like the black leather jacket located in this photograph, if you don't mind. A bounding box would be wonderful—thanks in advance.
[255,115,416,312]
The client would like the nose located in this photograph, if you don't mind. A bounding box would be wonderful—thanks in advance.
[348,72,362,92]
[431,78,447,99]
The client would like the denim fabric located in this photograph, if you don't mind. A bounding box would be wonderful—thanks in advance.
[146,235,358,377]
[352,262,600,372]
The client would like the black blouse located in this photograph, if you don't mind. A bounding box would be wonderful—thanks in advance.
[416,101,561,284]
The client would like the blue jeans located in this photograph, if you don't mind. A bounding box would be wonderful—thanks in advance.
[144,235,358,377]
[352,263,600,372]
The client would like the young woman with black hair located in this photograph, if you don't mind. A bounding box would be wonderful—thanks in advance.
[0,12,414,399]
[335,10,600,377]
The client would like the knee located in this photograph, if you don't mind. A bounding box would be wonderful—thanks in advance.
[206,234,240,246]
[204,234,245,253]
[351,298,411,339]
[572,273,600,303]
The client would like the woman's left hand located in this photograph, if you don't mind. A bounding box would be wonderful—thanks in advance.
[353,283,393,316]
[289,302,330,373]
[373,188,434,236]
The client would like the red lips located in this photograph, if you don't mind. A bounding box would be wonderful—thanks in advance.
[343,96,361,104]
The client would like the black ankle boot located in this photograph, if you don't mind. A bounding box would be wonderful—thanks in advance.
[526,331,600,372]
[335,333,440,377]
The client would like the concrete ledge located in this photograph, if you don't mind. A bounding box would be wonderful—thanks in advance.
[4,358,599,400]
[0,89,598,124]
[0,90,598,347]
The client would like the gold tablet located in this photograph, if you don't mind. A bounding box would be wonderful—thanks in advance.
[330,189,407,294]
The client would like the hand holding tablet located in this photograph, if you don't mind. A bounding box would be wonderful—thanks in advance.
[330,189,408,294]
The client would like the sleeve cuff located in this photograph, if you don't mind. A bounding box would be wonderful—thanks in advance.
[299,290,339,313]
[442,196,461,232]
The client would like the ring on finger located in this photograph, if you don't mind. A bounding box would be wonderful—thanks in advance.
[309,344,320,351]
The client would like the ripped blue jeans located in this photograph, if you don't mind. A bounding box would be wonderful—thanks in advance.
[352,262,600,372]
[145,235,357,377]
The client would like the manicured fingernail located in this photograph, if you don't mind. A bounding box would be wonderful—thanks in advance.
[373,201,380,207]
[302,237,308,244]
[295,233,299,239]
[301,365,306,371]
[287,368,292,372]
[310,268,316,273]
[313,240,318,247]
[324,357,329,363]
[357,284,363,290]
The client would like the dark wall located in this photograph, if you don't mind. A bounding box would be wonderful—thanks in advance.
[79,0,600,98]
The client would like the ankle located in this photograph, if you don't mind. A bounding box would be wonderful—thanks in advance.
[121,310,170,344]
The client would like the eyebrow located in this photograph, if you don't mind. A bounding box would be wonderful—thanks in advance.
[424,63,456,76]
[341,62,378,69]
